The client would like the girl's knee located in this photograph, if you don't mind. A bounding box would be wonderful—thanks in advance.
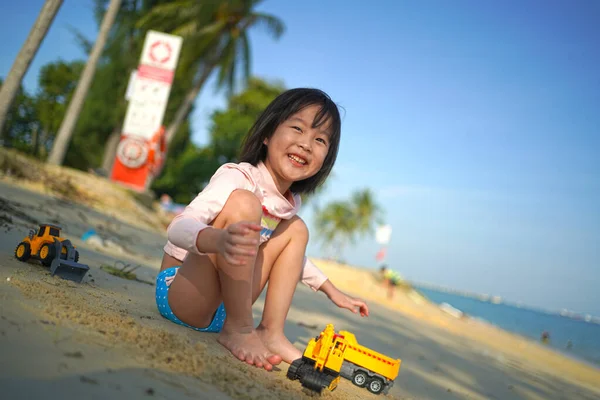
[222,189,262,222]
[282,216,309,244]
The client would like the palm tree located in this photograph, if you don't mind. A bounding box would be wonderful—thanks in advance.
[47,0,122,165]
[137,0,285,147]
[351,188,383,236]
[315,201,357,259]
[0,0,63,135]
[314,189,383,260]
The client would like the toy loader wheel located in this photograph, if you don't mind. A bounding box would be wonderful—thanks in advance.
[300,370,325,394]
[39,243,56,267]
[287,358,304,381]
[15,242,31,261]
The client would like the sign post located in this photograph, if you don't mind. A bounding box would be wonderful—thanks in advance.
[111,30,182,191]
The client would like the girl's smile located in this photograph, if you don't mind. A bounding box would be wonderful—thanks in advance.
[287,153,307,166]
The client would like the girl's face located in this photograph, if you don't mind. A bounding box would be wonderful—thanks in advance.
[263,105,331,193]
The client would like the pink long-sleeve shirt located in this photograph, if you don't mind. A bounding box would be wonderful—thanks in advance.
[164,161,328,291]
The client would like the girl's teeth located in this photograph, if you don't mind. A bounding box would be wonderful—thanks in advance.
[289,155,306,164]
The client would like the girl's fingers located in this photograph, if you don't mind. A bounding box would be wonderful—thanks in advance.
[226,242,256,255]
[230,235,259,246]
[229,222,262,235]
[230,248,256,257]
[226,254,246,265]
[350,298,369,316]
[240,222,263,232]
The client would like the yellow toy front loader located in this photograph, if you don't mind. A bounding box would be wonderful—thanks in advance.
[15,224,89,283]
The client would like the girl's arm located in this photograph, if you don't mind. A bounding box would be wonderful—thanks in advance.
[301,257,369,317]
[165,165,256,259]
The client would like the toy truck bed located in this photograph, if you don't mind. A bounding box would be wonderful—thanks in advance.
[339,330,401,381]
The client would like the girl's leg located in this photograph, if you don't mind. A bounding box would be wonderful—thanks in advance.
[208,190,281,370]
[166,189,281,371]
[167,251,223,328]
[160,252,181,272]
[251,216,309,363]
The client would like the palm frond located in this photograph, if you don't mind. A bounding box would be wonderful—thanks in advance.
[251,12,285,39]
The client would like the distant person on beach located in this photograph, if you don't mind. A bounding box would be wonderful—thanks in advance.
[541,331,550,344]
[380,265,403,299]
[157,89,369,372]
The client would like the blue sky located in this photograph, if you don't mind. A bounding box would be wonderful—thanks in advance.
[1,0,599,315]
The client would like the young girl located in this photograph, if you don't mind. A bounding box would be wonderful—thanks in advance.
[156,88,369,372]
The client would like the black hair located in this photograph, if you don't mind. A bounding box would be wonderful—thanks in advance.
[239,88,342,194]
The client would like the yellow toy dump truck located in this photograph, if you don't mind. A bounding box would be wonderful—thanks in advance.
[15,223,89,282]
[287,324,401,395]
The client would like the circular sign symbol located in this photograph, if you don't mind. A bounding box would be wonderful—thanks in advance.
[117,137,148,169]
[149,41,172,64]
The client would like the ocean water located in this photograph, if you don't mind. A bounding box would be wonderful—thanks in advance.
[415,287,600,368]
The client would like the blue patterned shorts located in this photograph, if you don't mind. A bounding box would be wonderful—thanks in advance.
[155,267,226,333]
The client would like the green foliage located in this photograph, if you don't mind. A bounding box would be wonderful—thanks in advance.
[152,76,284,202]
[209,77,284,162]
[1,60,83,158]
[315,188,383,259]
[37,61,85,157]
[0,78,37,152]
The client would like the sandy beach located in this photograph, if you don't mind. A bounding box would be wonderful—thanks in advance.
[1,172,600,400]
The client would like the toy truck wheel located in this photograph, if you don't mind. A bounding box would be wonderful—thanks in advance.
[367,377,384,394]
[352,371,368,387]
[15,242,31,261]
[39,243,56,266]
[74,250,80,262]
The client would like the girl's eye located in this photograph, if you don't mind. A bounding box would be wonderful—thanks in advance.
[292,126,302,132]
[316,138,328,145]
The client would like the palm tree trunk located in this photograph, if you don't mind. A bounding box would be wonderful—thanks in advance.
[0,0,63,134]
[164,64,213,146]
[31,124,40,157]
[101,125,121,173]
[47,0,122,166]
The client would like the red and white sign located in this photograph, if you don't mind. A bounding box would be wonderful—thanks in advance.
[116,136,148,169]
[111,30,182,191]
[139,30,182,72]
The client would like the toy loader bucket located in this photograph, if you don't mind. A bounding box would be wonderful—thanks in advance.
[49,239,89,283]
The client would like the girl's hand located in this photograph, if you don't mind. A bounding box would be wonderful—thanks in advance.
[216,221,262,265]
[328,289,369,317]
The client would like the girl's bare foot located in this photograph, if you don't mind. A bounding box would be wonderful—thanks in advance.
[256,324,302,364]
[217,326,282,371]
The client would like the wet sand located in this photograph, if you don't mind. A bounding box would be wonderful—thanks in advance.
[1,179,599,400]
